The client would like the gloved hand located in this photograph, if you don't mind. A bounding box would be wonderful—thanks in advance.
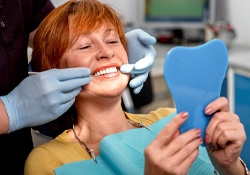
[120,29,157,94]
[0,68,91,133]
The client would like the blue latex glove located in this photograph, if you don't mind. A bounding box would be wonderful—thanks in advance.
[120,29,157,94]
[0,68,91,133]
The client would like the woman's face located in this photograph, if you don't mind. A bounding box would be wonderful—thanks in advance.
[59,23,129,98]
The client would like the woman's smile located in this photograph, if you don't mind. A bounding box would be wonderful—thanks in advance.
[94,66,117,76]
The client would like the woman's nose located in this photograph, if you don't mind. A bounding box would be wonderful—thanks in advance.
[96,44,114,60]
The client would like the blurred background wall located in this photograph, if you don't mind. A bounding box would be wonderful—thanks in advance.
[51,0,250,47]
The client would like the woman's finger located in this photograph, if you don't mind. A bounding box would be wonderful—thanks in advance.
[205,97,229,115]
[175,144,200,172]
[205,112,239,144]
[210,121,240,149]
[214,122,246,149]
[165,128,202,157]
[151,112,188,147]
[172,134,202,166]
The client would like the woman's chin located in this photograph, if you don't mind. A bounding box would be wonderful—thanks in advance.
[78,74,129,98]
[80,82,127,98]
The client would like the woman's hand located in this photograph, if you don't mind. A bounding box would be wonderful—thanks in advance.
[144,112,203,175]
[205,97,246,175]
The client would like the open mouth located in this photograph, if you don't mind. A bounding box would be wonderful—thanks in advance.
[93,67,118,76]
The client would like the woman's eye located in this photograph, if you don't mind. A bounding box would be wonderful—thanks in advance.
[79,45,90,50]
[108,40,118,44]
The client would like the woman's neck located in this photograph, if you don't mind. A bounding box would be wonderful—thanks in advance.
[68,97,135,157]
[73,97,133,141]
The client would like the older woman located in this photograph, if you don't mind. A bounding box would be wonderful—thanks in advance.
[24,0,247,175]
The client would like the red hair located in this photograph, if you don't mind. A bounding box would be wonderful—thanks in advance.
[31,0,126,71]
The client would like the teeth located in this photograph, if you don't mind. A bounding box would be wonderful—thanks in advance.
[94,67,117,76]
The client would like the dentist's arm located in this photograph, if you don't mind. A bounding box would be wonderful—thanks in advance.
[0,68,91,134]
[120,29,157,94]
[0,102,9,134]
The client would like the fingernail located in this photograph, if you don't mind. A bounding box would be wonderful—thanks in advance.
[205,107,212,115]
[195,129,202,136]
[180,112,188,119]
[199,137,203,145]
[205,134,210,144]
